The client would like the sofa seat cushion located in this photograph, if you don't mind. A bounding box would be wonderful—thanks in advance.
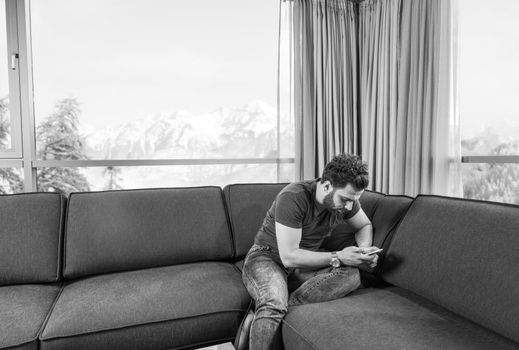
[0,284,61,350]
[40,262,250,350]
[282,287,519,350]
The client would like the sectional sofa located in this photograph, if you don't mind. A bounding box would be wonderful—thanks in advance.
[1,183,518,350]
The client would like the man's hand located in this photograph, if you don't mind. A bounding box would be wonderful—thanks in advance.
[359,246,381,271]
[337,246,375,266]
[337,246,381,269]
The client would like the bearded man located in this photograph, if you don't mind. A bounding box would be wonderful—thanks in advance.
[237,153,380,350]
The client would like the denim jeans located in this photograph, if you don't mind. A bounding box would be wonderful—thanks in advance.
[242,244,361,350]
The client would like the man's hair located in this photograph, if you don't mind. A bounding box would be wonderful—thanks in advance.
[321,153,369,190]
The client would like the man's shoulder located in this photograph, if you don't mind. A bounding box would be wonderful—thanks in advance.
[279,179,315,198]
[274,180,317,211]
[274,180,317,226]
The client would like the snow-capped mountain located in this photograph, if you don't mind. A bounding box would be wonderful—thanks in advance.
[462,120,519,156]
[85,100,282,159]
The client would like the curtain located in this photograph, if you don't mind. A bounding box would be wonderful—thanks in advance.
[358,0,400,192]
[283,0,461,196]
[358,0,461,196]
[282,0,358,180]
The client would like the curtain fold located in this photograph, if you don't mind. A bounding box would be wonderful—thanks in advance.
[358,0,461,196]
[288,0,358,179]
[358,0,401,192]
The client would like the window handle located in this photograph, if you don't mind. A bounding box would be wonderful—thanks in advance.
[11,53,19,70]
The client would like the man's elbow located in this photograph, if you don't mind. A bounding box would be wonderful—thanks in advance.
[279,251,297,268]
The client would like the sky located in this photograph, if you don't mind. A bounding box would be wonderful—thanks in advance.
[29,0,280,130]
[0,2,7,98]
[458,0,519,138]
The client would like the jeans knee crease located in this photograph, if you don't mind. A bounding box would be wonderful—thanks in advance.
[296,271,343,298]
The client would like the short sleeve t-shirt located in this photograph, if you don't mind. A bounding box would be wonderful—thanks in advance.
[253,179,361,253]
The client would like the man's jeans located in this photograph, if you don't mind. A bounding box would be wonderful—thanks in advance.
[242,244,361,350]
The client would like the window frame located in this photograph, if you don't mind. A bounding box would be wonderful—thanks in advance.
[462,156,519,164]
[0,0,22,159]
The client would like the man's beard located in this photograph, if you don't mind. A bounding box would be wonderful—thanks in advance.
[323,191,339,212]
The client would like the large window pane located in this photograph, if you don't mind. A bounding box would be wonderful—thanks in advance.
[31,0,288,163]
[459,0,519,155]
[37,164,295,194]
[462,163,519,204]
[0,1,12,151]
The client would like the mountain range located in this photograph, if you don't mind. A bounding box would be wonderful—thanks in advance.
[84,100,288,160]
[461,120,519,156]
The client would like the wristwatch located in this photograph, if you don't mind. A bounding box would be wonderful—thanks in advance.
[330,251,341,268]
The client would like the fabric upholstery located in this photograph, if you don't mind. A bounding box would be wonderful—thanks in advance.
[0,193,64,286]
[41,262,250,349]
[381,195,519,344]
[1,343,36,350]
[370,194,414,248]
[223,183,288,259]
[234,260,244,272]
[0,284,61,349]
[283,287,519,350]
[358,190,384,219]
[40,315,237,350]
[64,187,234,278]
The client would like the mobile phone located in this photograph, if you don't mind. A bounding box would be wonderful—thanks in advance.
[366,248,383,256]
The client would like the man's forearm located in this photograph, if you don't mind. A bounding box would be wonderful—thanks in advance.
[355,224,373,247]
[280,248,333,269]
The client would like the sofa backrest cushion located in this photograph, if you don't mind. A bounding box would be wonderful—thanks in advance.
[321,191,413,253]
[358,190,385,219]
[64,187,234,279]
[370,194,414,249]
[223,183,288,259]
[381,195,519,343]
[0,193,64,285]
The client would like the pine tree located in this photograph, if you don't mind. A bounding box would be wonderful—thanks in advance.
[36,97,90,195]
[0,97,23,194]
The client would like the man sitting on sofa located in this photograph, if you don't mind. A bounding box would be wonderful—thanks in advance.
[238,153,380,350]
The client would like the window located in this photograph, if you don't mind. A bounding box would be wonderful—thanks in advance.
[1,0,295,194]
[459,0,519,204]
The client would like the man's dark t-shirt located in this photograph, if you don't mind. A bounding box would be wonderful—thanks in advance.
[254,179,360,253]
